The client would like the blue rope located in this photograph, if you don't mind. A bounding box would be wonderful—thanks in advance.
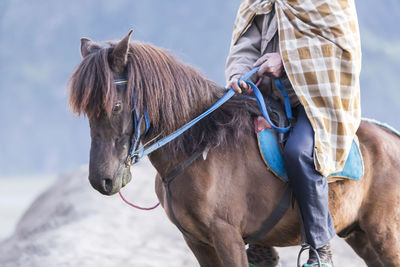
[275,78,292,120]
[133,88,236,160]
[238,67,291,133]
[115,67,292,163]
[114,85,151,137]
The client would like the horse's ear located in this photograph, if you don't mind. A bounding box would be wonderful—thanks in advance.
[110,30,133,73]
[80,37,97,58]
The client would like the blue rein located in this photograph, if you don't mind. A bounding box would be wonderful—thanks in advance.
[115,67,292,166]
[238,67,292,133]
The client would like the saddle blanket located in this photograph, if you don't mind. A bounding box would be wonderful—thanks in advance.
[254,117,364,183]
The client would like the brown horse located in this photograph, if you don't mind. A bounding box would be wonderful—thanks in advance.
[69,31,400,266]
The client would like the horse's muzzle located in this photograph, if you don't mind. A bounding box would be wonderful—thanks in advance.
[89,164,131,195]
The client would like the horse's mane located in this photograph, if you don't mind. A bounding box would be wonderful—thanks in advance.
[69,41,260,160]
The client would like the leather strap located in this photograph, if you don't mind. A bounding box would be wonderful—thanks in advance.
[161,151,207,245]
[162,152,292,246]
[244,185,292,243]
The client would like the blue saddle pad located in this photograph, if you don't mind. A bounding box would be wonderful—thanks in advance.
[256,126,364,183]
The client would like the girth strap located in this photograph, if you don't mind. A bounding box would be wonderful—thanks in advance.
[244,185,292,244]
[162,150,292,246]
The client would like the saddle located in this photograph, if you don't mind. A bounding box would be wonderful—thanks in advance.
[256,97,364,183]
[262,96,292,150]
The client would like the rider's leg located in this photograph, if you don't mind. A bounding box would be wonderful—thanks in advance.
[282,106,335,264]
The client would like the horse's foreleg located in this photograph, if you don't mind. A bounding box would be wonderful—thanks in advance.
[184,237,223,267]
[247,245,280,267]
[344,229,383,267]
[365,223,400,267]
[211,221,249,267]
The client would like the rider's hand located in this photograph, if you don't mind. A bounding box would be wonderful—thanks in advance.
[225,78,249,94]
[253,52,284,78]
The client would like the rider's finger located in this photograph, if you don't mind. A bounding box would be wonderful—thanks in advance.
[233,82,242,94]
[258,63,271,76]
[240,80,249,90]
[253,54,270,67]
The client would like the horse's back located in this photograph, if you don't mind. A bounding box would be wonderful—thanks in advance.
[346,120,400,265]
[323,119,400,235]
[353,119,400,222]
[357,119,400,170]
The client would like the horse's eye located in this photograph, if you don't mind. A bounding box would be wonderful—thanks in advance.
[113,102,122,113]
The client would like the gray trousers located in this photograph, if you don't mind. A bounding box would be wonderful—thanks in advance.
[282,107,336,249]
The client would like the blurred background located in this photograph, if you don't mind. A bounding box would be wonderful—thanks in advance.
[0,0,399,266]
[1,0,400,178]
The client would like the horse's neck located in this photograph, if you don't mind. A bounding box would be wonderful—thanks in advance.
[149,72,222,133]
[148,150,174,178]
[145,81,223,175]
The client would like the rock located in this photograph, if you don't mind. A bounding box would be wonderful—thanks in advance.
[0,162,197,267]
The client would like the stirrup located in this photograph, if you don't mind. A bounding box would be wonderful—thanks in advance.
[297,243,324,267]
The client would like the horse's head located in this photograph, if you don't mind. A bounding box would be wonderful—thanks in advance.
[69,30,230,195]
[69,31,139,195]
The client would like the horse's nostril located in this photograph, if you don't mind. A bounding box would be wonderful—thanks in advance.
[102,178,113,193]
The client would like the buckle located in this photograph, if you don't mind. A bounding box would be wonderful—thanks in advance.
[125,153,140,168]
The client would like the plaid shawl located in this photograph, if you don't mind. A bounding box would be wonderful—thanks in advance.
[232,0,362,177]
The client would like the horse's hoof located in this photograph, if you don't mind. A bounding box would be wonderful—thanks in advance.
[247,245,280,267]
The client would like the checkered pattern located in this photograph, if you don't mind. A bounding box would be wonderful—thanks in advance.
[232,0,362,177]
[232,0,275,44]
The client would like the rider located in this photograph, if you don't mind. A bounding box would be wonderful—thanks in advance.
[226,0,362,266]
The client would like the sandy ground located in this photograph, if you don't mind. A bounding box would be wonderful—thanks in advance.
[0,160,366,266]
[0,174,56,239]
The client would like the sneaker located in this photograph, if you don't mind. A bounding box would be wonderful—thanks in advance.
[302,243,333,267]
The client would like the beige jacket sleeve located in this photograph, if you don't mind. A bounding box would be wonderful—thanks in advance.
[225,15,264,83]
[225,11,300,106]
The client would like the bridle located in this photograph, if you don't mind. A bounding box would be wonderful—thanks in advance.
[113,79,151,167]
[113,68,297,248]
[124,113,149,167]
[116,67,293,169]
[115,68,294,212]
